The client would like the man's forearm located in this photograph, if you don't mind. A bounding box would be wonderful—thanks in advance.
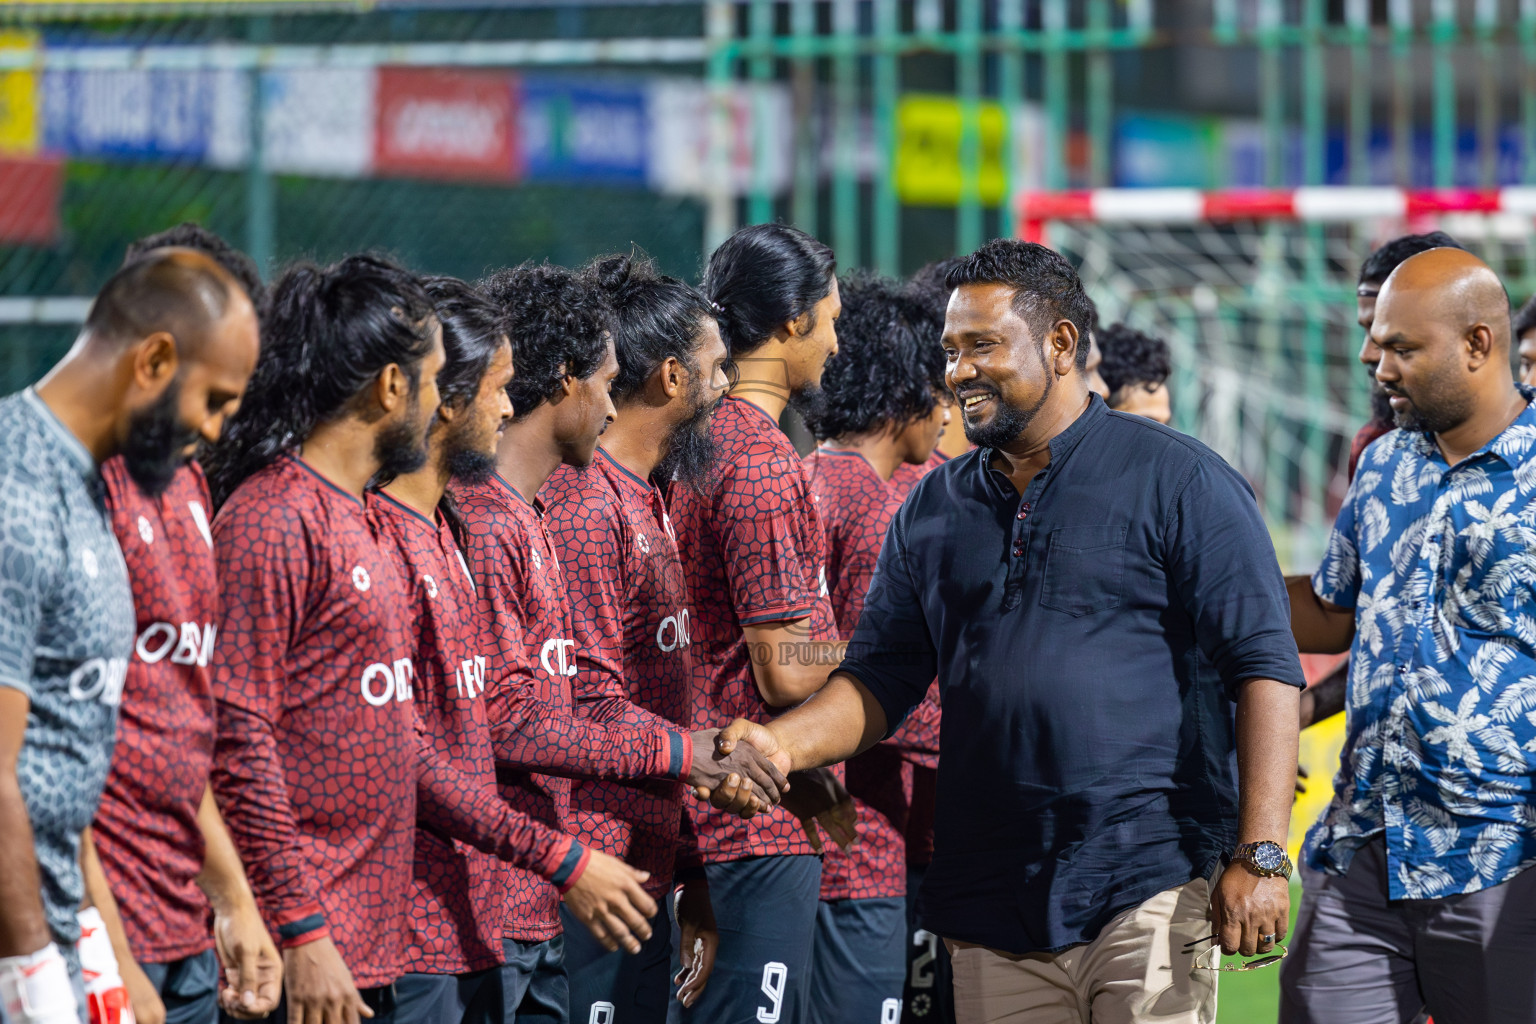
[195,784,258,917]
[764,672,888,771]
[1235,677,1300,844]
[79,828,136,967]
[1286,574,1355,655]
[0,773,51,956]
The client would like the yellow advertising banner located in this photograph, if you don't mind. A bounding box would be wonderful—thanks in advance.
[894,93,1008,207]
[0,31,39,158]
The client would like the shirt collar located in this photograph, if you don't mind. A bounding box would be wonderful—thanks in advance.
[1400,384,1536,468]
[595,446,655,498]
[22,387,97,482]
[492,472,544,514]
[977,392,1106,497]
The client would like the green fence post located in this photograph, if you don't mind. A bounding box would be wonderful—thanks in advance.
[956,0,983,254]
[1259,0,1285,188]
[747,0,774,226]
[872,0,899,274]
[832,0,860,268]
[1431,0,1458,188]
[245,17,274,276]
[790,0,818,237]
[1086,0,1111,188]
[1525,1,1536,185]
[1346,0,1370,186]
[704,1,736,252]
[998,0,1023,239]
[1043,0,1067,190]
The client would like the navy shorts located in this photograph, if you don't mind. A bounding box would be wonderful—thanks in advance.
[499,936,568,1024]
[809,898,907,1023]
[672,855,821,1024]
[560,906,671,1023]
[140,949,220,1024]
[394,966,502,1024]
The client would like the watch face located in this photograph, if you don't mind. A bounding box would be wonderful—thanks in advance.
[1254,843,1284,872]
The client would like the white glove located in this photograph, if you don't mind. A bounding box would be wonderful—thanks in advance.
[76,909,134,1024]
[0,942,80,1024]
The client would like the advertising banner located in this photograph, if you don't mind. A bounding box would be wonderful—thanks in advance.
[375,67,517,183]
[520,77,646,186]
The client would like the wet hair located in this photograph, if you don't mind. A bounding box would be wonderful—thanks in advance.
[702,223,836,358]
[86,249,237,353]
[477,262,613,421]
[945,238,1096,369]
[1097,323,1171,399]
[423,277,507,413]
[583,252,718,403]
[1513,294,1536,342]
[203,253,435,506]
[1358,231,1466,287]
[805,272,948,441]
[124,222,266,309]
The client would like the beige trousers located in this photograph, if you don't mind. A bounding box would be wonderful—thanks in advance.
[946,878,1218,1024]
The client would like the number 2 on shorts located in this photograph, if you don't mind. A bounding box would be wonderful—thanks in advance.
[757,962,787,1023]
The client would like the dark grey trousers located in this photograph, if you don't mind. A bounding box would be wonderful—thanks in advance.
[1279,835,1536,1024]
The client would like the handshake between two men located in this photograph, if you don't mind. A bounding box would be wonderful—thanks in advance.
[685,722,858,853]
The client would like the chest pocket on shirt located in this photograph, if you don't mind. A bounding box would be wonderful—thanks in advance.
[1040,525,1127,616]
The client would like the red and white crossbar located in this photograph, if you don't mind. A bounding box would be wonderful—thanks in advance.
[1015,187,1536,241]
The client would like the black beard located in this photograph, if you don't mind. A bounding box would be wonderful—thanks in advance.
[1392,391,1474,435]
[444,438,497,485]
[1369,383,1395,428]
[374,396,431,480]
[122,380,198,497]
[657,396,720,489]
[787,381,827,423]
[962,349,1057,449]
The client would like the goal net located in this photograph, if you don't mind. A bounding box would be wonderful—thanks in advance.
[1018,187,1536,572]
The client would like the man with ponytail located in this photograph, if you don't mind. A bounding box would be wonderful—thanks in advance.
[204,255,445,1024]
[665,223,851,1024]
[372,278,674,1024]
[0,249,258,1024]
[541,253,739,1020]
[455,262,781,1023]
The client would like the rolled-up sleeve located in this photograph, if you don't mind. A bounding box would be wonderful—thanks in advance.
[837,510,939,735]
[1166,455,1306,696]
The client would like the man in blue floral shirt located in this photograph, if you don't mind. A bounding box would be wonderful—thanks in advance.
[1283,247,1536,1024]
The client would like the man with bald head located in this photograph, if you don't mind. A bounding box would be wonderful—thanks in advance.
[1283,247,1536,1024]
[0,248,259,1024]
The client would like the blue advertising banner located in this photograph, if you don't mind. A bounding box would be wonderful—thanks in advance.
[519,77,646,186]
[43,65,217,161]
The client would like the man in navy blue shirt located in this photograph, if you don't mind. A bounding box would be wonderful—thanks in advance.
[718,239,1305,1024]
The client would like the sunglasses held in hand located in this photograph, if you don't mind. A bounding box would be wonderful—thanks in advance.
[1181,934,1288,973]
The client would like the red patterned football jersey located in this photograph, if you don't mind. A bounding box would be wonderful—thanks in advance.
[804,448,910,901]
[371,492,583,974]
[886,452,946,868]
[210,456,416,987]
[452,474,686,941]
[544,450,696,900]
[666,397,837,864]
[94,460,218,964]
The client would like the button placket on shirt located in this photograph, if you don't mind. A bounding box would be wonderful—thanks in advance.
[1002,475,1047,611]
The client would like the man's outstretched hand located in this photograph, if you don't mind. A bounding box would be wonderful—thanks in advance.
[714,722,857,849]
[781,768,857,851]
[714,718,792,776]
[687,726,789,817]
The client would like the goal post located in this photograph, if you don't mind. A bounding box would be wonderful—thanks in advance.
[1013,188,1536,570]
